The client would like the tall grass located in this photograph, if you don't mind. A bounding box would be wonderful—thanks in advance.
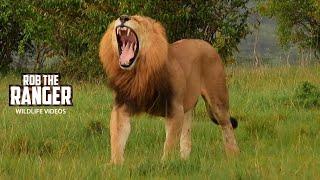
[0,65,320,179]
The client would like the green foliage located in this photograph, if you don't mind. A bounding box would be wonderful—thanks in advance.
[117,0,252,58]
[294,81,320,108]
[258,0,320,58]
[20,0,116,78]
[0,0,30,70]
[0,0,252,79]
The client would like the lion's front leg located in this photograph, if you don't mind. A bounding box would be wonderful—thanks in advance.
[162,104,184,160]
[109,105,131,165]
[180,110,193,160]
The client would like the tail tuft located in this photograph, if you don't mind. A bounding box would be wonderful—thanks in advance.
[230,117,238,129]
[210,116,238,129]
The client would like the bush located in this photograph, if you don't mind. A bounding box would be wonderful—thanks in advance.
[258,0,320,59]
[1,0,253,79]
[294,81,320,108]
[0,0,27,70]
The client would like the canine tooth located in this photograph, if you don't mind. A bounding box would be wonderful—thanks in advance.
[127,29,130,36]
[121,43,125,50]
[117,28,120,35]
[134,44,137,51]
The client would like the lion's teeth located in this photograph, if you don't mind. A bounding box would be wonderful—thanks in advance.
[134,44,137,51]
[121,43,125,50]
[123,27,127,31]
[117,28,120,35]
[127,29,130,36]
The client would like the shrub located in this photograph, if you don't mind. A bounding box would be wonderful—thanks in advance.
[294,81,320,108]
[1,0,253,79]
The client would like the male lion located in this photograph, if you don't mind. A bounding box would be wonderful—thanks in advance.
[99,15,239,164]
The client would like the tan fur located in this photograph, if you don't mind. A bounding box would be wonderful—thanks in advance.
[109,106,130,164]
[99,15,239,164]
[180,110,192,160]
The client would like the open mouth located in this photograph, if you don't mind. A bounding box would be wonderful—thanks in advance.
[116,25,139,69]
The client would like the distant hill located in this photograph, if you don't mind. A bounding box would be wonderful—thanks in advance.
[237,17,279,64]
[234,0,306,66]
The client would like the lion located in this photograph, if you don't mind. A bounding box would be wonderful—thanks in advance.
[99,15,239,164]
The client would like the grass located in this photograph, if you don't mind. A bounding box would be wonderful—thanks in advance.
[0,65,320,179]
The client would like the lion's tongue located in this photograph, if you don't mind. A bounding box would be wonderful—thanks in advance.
[119,43,134,65]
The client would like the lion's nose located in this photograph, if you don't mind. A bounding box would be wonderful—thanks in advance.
[120,15,130,24]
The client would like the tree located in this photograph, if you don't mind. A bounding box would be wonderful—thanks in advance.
[118,0,252,59]
[1,0,253,78]
[0,0,28,70]
[258,0,320,59]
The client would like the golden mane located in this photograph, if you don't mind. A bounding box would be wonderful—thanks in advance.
[99,16,172,115]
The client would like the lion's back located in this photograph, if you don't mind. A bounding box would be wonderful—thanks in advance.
[169,39,223,77]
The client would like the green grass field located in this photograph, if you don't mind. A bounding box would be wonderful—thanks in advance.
[1,66,320,179]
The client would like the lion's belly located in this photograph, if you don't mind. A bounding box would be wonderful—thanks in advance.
[115,84,174,117]
[144,92,172,117]
[182,65,202,112]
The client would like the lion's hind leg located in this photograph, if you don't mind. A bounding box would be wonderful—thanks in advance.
[162,105,184,161]
[201,91,239,156]
[180,110,192,160]
[202,95,238,129]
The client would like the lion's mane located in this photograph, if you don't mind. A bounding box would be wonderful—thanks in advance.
[99,16,173,115]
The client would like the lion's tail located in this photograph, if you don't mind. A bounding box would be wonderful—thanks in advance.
[203,96,238,129]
